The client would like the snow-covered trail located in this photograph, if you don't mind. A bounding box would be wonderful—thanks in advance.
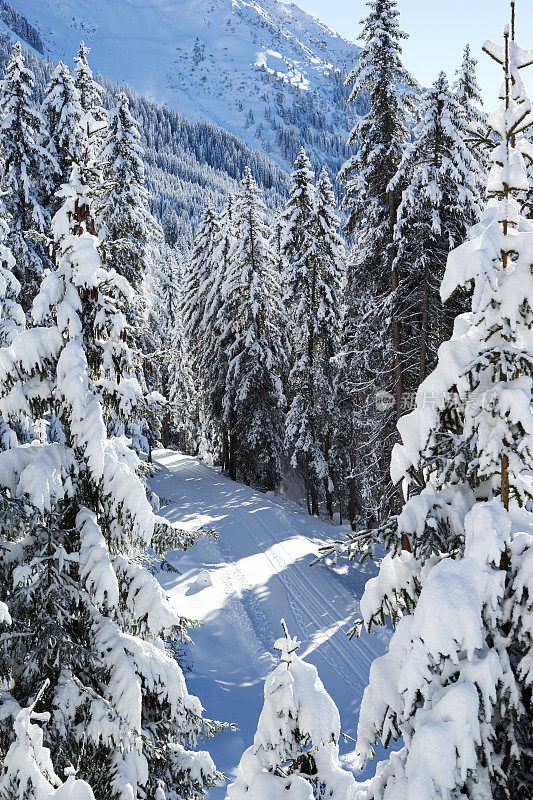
[149,449,388,794]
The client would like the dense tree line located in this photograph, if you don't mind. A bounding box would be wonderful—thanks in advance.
[0,39,226,800]
[177,0,486,531]
[324,6,533,800]
[179,148,346,505]
[0,31,290,256]
[0,1,44,54]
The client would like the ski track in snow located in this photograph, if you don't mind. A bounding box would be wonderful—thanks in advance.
[149,449,388,794]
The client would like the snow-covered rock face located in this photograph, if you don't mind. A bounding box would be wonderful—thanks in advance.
[11,0,360,170]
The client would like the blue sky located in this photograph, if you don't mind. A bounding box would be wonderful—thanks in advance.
[287,0,533,105]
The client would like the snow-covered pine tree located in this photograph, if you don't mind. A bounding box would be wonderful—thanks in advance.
[97,91,166,451]
[226,621,355,800]
[390,71,480,389]
[181,206,224,463]
[0,197,25,450]
[168,300,199,455]
[98,92,159,291]
[73,42,107,200]
[50,772,96,800]
[269,212,286,277]
[331,317,360,528]
[342,12,533,800]
[283,148,322,515]
[454,43,486,133]
[219,195,236,277]
[41,61,85,202]
[339,0,417,524]
[0,200,24,349]
[454,43,487,212]
[142,241,177,397]
[222,167,287,490]
[74,41,107,149]
[0,680,97,800]
[314,167,345,519]
[215,195,237,473]
[146,241,186,447]
[0,41,55,309]
[269,210,291,422]
[0,699,57,800]
[0,164,222,800]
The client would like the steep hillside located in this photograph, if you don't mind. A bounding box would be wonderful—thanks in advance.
[10,0,363,171]
[0,31,289,251]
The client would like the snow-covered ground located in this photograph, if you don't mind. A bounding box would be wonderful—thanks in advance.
[149,449,390,796]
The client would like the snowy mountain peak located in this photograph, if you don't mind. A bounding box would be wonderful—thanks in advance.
[10,0,360,169]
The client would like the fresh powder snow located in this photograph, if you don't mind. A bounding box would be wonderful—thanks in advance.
[149,450,391,795]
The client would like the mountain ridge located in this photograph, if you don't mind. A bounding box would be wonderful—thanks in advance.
[9,0,361,170]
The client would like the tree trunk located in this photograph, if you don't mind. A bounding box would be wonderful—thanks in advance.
[305,453,311,515]
[229,429,237,481]
[222,427,229,473]
[308,259,319,517]
[389,189,403,425]
[348,468,357,531]
[311,486,319,517]
[388,188,409,533]
[324,430,333,520]
[420,264,429,383]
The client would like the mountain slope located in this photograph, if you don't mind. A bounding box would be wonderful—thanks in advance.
[150,450,392,795]
[0,31,289,251]
[11,0,362,171]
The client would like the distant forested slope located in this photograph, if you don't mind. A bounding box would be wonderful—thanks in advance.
[0,31,290,251]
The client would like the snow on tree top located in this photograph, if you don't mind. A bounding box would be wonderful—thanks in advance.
[483,38,533,69]
[51,775,96,800]
[273,619,301,666]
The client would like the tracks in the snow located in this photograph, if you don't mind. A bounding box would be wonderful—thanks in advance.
[161,454,376,694]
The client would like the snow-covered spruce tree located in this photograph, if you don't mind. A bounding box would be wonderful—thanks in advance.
[74,41,107,148]
[97,92,159,292]
[168,299,199,455]
[0,166,222,799]
[98,91,166,451]
[222,168,287,490]
[0,199,25,450]
[146,241,187,448]
[181,206,226,465]
[455,44,484,117]
[339,0,417,524]
[0,41,55,310]
[269,210,291,414]
[314,167,345,519]
[341,19,533,800]
[0,680,96,800]
[283,154,344,515]
[454,43,486,141]
[0,202,24,349]
[269,212,286,277]
[215,195,237,472]
[454,43,487,214]
[226,622,355,800]
[73,42,107,197]
[41,62,85,202]
[390,71,480,389]
[283,148,322,515]
[142,241,178,395]
[331,318,359,528]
